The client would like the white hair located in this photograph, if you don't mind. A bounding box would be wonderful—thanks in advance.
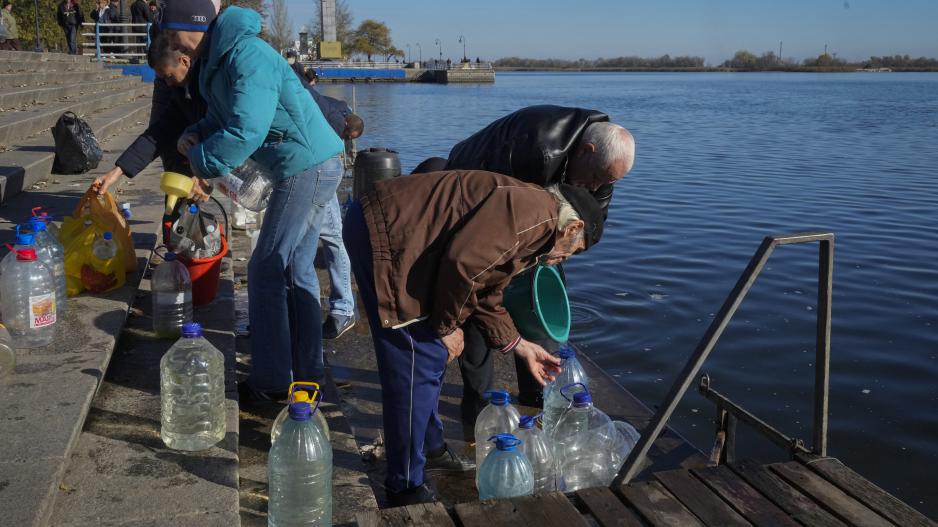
[545,185,581,232]
[581,122,635,173]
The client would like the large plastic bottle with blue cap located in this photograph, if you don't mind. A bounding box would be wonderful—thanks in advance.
[542,345,589,437]
[27,219,67,317]
[268,400,333,526]
[474,390,520,487]
[160,322,226,451]
[549,383,619,491]
[151,251,193,339]
[516,414,557,493]
[477,433,534,500]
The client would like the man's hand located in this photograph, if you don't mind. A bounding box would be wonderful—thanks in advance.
[441,328,465,363]
[177,133,200,156]
[91,166,124,196]
[189,176,212,203]
[514,338,562,386]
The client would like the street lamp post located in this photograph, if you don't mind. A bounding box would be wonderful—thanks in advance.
[416,43,422,64]
[435,38,442,64]
[406,43,411,63]
[33,0,42,52]
[458,35,468,62]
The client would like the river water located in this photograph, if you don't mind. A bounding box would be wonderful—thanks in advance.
[320,72,938,515]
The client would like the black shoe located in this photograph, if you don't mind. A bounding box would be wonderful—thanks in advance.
[425,444,476,474]
[322,313,357,340]
[237,381,287,406]
[387,483,438,507]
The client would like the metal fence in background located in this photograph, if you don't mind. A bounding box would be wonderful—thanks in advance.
[80,22,152,62]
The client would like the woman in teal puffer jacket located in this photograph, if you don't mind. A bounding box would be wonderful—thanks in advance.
[165,1,345,398]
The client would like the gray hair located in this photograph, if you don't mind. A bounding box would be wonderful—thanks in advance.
[545,186,582,232]
[581,122,635,173]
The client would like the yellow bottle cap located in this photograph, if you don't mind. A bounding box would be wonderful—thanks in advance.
[293,391,311,403]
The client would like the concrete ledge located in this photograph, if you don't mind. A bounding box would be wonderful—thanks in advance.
[0,82,151,148]
[0,77,143,110]
[0,50,91,63]
[0,97,152,204]
[0,71,123,91]
[0,59,102,73]
[0,125,166,527]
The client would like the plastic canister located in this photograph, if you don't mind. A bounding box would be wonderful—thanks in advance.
[352,148,401,199]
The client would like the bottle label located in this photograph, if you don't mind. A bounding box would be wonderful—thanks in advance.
[29,293,57,329]
[155,290,191,306]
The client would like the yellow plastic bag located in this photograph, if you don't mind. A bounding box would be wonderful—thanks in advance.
[61,191,130,296]
[62,190,136,273]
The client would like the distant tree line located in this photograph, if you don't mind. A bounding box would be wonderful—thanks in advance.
[494,55,706,70]
[495,50,938,72]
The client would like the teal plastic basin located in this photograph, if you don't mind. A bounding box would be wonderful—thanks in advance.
[503,265,571,343]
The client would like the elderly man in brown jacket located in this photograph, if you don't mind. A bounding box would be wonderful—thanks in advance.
[343,169,604,506]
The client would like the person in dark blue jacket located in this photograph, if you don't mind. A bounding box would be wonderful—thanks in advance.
[165,1,345,399]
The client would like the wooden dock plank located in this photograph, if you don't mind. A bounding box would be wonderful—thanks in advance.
[769,462,893,527]
[356,502,456,527]
[619,480,706,527]
[655,469,752,526]
[692,465,800,527]
[454,492,588,527]
[730,460,848,527]
[576,487,646,527]
[797,456,937,527]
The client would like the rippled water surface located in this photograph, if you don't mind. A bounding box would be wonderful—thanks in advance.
[321,72,938,515]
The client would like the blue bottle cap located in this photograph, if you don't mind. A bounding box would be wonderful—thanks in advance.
[189,205,199,214]
[15,232,35,246]
[519,415,537,429]
[489,433,522,451]
[484,390,510,406]
[572,391,593,407]
[557,346,576,360]
[164,251,177,262]
[289,401,312,421]
[27,219,47,233]
[103,231,113,241]
[181,322,202,338]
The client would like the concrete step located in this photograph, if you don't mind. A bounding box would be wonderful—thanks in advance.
[0,59,102,73]
[48,196,240,526]
[0,70,124,91]
[0,50,91,63]
[0,124,171,527]
[0,76,144,110]
[0,97,152,203]
[0,81,152,148]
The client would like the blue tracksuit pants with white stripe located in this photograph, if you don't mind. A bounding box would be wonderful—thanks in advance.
[343,201,447,493]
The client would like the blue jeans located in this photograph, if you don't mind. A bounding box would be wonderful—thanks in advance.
[64,25,77,55]
[344,201,447,493]
[312,195,355,317]
[247,155,344,393]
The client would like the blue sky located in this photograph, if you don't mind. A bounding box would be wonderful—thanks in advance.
[283,0,938,64]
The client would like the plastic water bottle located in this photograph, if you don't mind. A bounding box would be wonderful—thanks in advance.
[1,247,57,349]
[216,159,273,212]
[609,420,641,476]
[151,251,193,338]
[120,203,133,220]
[200,224,221,258]
[160,323,226,451]
[93,231,118,261]
[268,401,333,526]
[0,323,15,378]
[271,386,330,444]
[28,219,67,318]
[516,415,557,493]
[542,345,589,437]
[550,384,620,491]
[474,390,520,486]
[477,434,534,500]
[31,207,59,240]
[1,232,37,275]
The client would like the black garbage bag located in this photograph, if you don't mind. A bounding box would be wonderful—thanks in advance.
[51,112,103,174]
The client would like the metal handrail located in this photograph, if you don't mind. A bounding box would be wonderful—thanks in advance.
[80,22,152,62]
[612,232,834,485]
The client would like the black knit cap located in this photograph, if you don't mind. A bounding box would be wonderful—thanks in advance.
[161,0,216,32]
[557,184,604,250]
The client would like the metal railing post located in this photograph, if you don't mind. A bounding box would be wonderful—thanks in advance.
[612,232,834,486]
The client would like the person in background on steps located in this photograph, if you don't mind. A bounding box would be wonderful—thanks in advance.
[304,68,318,86]
[344,170,605,506]
[56,0,84,55]
[90,33,211,202]
[430,104,635,440]
[165,1,344,402]
[130,0,151,58]
[0,2,20,51]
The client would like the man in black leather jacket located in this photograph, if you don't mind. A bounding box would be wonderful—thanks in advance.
[438,104,635,435]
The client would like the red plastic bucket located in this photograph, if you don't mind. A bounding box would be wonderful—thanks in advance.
[179,233,228,306]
